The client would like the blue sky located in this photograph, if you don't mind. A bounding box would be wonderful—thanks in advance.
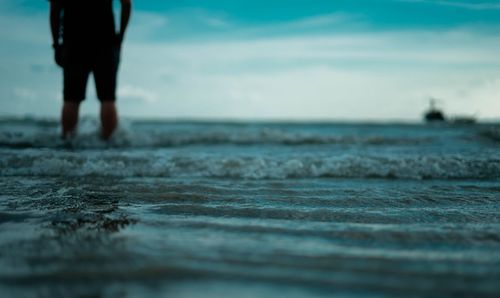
[1,0,500,120]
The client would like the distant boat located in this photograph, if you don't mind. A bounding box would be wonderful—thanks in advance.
[424,99,445,122]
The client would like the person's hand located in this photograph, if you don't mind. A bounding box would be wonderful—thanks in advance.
[53,44,64,68]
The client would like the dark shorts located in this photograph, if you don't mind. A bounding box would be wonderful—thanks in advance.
[63,45,120,102]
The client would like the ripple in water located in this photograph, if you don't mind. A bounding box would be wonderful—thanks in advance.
[1,119,499,297]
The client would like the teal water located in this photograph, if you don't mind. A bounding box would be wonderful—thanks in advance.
[1,119,500,297]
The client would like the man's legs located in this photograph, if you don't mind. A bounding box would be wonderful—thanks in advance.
[61,101,80,139]
[95,46,120,140]
[100,101,118,140]
[62,47,88,139]
[61,99,117,141]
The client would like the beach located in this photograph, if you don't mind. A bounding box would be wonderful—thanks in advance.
[1,118,500,297]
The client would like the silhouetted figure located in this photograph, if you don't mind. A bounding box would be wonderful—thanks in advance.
[424,99,445,122]
[49,0,132,140]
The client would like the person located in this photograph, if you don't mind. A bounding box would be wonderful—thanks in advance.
[49,0,132,140]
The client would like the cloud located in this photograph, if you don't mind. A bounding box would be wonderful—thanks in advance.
[118,85,159,103]
[126,8,234,41]
[13,87,37,101]
[0,11,48,45]
[125,9,364,42]
[1,2,500,120]
[284,13,360,28]
[203,16,231,28]
[126,29,500,74]
[115,27,500,120]
[225,12,366,39]
[448,78,500,118]
[399,0,500,10]
[127,11,170,42]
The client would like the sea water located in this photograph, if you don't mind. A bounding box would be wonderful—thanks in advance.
[1,118,499,297]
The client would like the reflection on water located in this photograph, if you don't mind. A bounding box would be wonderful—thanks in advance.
[1,177,500,297]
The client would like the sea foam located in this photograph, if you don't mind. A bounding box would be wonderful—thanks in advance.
[1,151,499,180]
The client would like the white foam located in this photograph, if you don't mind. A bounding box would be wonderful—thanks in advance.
[0,118,435,149]
[1,152,499,180]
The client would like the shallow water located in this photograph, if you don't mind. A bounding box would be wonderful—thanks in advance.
[1,118,500,297]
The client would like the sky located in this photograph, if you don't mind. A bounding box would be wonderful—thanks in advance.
[1,0,500,121]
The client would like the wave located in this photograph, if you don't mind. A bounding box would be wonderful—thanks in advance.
[0,118,434,149]
[1,153,499,180]
[479,127,500,142]
[0,130,432,149]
